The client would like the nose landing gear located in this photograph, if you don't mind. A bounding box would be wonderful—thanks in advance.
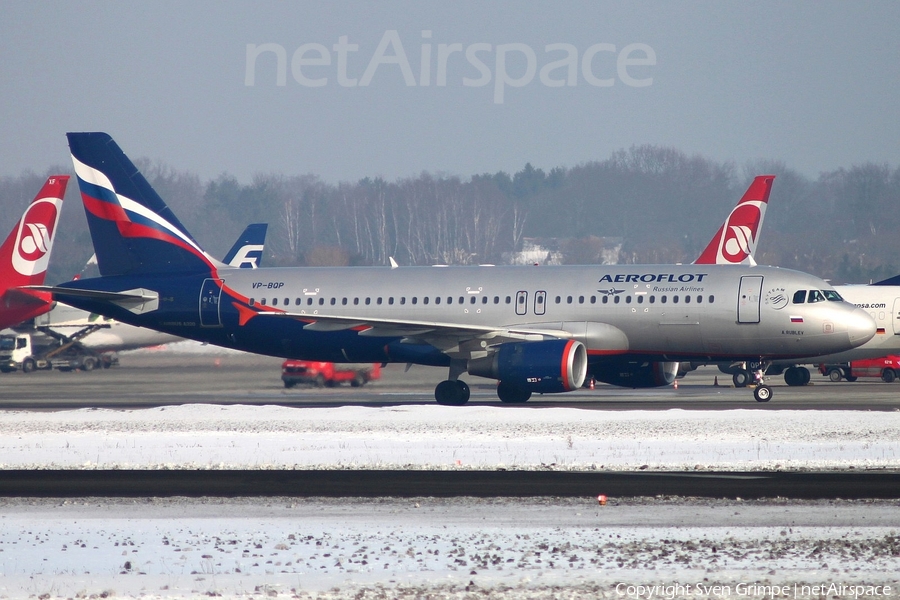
[752,360,772,402]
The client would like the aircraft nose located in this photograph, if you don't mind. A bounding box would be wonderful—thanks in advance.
[847,307,877,347]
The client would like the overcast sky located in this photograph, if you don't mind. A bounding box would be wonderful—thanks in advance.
[2,1,898,183]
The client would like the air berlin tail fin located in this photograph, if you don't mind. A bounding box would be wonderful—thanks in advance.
[0,175,68,329]
[694,175,774,265]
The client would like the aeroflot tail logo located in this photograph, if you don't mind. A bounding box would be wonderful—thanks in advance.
[718,201,765,264]
[12,198,62,276]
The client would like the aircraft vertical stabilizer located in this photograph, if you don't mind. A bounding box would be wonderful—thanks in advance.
[694,175,774,265]
[67,132,223,277]
[0,176,69,329]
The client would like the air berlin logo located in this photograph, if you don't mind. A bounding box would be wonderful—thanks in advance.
[718,201,765,264]
[12,198,61,276]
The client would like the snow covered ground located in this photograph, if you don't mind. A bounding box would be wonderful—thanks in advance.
[1,497,898,599]
[2,355,899,598]
[0,404,898,471]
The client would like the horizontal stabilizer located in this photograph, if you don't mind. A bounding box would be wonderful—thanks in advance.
[24,285,160,315]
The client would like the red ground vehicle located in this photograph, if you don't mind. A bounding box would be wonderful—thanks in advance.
[281,360,381,388]
[818,355,900,383]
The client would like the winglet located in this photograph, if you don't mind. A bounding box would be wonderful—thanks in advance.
[694,175,774,265]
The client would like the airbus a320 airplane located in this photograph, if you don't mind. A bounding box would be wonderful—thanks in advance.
[36,133,876,404]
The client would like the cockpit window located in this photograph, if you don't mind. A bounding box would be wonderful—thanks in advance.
[792,290,806,304]
[823,289,844,302]
[807,290,826,303]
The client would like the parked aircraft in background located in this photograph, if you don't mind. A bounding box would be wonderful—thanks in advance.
[38,133,875,403]
[691,175,900,386]
[694,175,772,267]
[0,176,68,330]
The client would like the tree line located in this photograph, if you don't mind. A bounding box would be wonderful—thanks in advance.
[1,146,897,286]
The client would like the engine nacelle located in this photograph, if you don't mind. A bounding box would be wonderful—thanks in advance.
[592,360,679,388]
[468,339,587,393]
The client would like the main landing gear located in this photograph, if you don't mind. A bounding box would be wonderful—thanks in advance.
[434,380,470,405]
[783,366,811,386]
[434,359,471,405]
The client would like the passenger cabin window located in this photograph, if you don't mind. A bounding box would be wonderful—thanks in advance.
[807,290,826,303]
[261,298,267,305]
[614,296,620,304]
[272,298,278,306]
[602,296,608,304]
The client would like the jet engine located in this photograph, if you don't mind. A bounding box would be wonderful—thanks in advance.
[468,339,588,393]
[592,360,679,388]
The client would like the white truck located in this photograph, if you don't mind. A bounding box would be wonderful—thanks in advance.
[0,328,115,373]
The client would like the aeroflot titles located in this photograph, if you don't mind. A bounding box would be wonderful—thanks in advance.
[599,273,708,284]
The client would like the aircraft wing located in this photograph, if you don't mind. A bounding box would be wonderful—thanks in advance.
[260,311,573,356]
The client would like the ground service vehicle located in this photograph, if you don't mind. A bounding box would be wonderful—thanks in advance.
[282,360,381,388]
[0,330,115,373]
[819,355,900,383]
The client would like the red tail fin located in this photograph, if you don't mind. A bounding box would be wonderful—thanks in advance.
[0,175,68,329]
[694,175,774,265]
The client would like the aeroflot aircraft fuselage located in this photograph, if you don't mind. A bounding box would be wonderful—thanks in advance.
[59,263,875,402]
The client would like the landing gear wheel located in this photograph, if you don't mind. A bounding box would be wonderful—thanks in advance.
[754,385,772,402]
[784,366,810,386]
[882,369,896,383]
[732,370,750,388]
[435,380,470,405]
[497,382,532,404]
[828,369,842,382]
